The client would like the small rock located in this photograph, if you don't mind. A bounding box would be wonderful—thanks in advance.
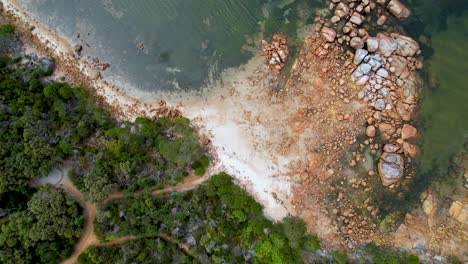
[331,15,341,24]
[384,143,400,153]
[378,33,398,57]
[350,12,365,25]
[377,15,387,26]
[376,68,389,78]
[350,37,365,49]
[74,44,83,53]
[402,141,418,158]
[373,99,386,110]
[366,125,376,137]
[387,0,411,19]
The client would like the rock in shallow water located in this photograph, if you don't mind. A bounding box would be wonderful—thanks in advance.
[387,0,411,19]
[378,152,404,186]
[392,33,420,57]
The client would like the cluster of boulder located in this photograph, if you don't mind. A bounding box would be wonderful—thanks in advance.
[261,34,289,75]
[316,0,423,187]
[318,0,411,48]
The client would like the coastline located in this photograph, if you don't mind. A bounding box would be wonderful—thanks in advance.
[0,0,294,222]
[2,0,467,261]
[1,0,182,121]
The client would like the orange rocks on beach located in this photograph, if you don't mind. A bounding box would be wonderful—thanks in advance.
[261,34,289,75]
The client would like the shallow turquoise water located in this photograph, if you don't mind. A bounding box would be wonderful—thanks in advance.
[21,0,322,92]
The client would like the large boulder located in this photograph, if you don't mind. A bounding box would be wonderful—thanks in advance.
[449,201,468,224]
[401,124,417,139]
[389,55,409,77]
[391,33,420,57]
[354,49,369,65]
[366,37,379,52]
[387,0,411,19]
[321,27,336,43]
[378,152,404,186]
[377,33,398,57]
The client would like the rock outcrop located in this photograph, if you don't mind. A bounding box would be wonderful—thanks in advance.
[261,34,289,75]
[449,201,468,224]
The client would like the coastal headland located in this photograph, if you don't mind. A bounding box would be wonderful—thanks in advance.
[1,0,466,261]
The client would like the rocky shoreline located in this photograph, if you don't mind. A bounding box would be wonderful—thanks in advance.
[0,1,183,122]
[313,0,423,189]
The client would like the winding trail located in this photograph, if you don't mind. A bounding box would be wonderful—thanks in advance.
[35,165,208,264]
[105,174,208,202]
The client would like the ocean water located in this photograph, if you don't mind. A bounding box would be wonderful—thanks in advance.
[374,0,468,215]
[19,0,323,93]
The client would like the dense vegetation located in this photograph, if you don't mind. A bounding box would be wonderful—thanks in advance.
[78,237,193,264]
[93,172,320,263]
[0,52,208,202]
[0,25,207,263]
[0,185,83,263]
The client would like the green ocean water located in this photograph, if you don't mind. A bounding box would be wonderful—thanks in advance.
[20,0,323,92]
[374,0,468,217]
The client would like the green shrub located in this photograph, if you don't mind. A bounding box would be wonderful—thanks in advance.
[194,166,205,176]
[304,235,320,252]
[330,251,348,264]
[0,24,15,37]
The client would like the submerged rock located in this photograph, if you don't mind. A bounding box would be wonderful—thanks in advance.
[378,152,404,186]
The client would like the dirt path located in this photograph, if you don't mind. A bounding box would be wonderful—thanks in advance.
[35,166,207,264]
[105,175,208,202]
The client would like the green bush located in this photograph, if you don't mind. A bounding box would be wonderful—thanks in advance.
[330,251,348,264]
[194,166,205,176]
[0,24,15,37]
[304,235,320,252]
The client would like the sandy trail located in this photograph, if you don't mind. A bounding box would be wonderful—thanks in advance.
[35,165,206,264]
[106,174,208,202]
